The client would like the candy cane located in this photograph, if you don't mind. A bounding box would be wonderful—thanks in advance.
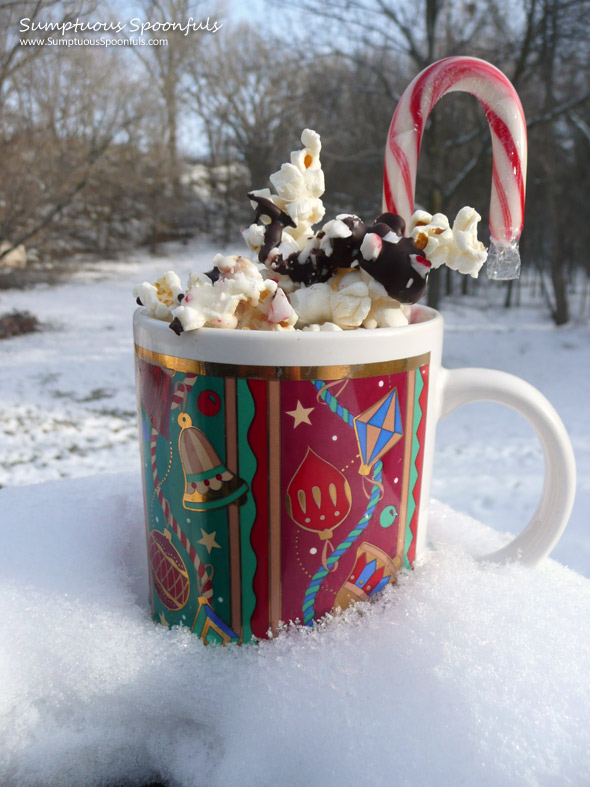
[383,56,527,279]
[150,428,213,600]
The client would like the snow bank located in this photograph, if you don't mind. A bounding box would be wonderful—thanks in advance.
[1,473,589,786]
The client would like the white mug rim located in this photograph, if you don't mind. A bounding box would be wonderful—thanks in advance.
[133,304,444,368]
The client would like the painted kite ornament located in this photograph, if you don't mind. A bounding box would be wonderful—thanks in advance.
[353,389,403,475]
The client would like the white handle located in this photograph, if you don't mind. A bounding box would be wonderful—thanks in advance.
[439,367,576,565]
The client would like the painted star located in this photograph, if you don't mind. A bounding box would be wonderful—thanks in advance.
[286,400,314,428]
[199,528,221,553]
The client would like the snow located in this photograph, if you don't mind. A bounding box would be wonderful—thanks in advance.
[1,473,590,786]
[1,242,589,784]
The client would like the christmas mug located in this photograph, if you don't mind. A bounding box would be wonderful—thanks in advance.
[133,305,576,644]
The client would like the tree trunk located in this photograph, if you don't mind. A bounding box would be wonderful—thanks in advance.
[550,222,569,324]
[166,86,181,201]
[540,0,569,325]
[504,280,513,308]
[445,266,453,296]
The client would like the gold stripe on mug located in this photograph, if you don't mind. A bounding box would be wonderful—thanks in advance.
[135,344,431,381]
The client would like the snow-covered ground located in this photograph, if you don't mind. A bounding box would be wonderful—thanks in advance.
[1,243,590,785]
[2,473,590,786]
[1,241,588,574]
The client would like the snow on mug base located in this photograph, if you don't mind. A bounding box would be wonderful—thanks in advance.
[133,306,575,645]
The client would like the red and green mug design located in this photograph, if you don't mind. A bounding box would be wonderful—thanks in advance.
[135,349,429,644]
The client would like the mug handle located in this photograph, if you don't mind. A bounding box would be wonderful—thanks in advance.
[438,368,576,565]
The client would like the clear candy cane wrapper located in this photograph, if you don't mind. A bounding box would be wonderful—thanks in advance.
[383,56,527,280]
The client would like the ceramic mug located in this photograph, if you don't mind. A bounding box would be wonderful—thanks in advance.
[133,305,576,644]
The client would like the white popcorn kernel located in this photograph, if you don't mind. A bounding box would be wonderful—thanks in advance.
[363,297,409,329]
[410,211,453,270]
[408,209,434,233]
[170,303,207,332]
[187,271,213,289]
[301,321,343,332]
[289,283,332,326]
[301,128,321,157]
[276,233,301,258]
[337,271,363,289]
[323,218,353,240]
[242,224,266,253]
[330,282,371,329]
[302,167,325,198]
[285,197,325,228]
[449,207,488,277]
[269,163,306,202]
[134,272,184,321]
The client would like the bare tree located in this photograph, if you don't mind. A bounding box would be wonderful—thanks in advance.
[185,23,314,240]
[0,29,146,260]
[126,0,212,200]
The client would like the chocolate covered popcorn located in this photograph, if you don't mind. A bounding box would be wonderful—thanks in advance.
[134,129,489,333]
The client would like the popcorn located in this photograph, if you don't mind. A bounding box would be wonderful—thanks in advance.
[301,322,343,331]
[289,283,332,326]
[133,271,183,320]
[409,211,453,269]
[449,207,488,277]
[410,207,487,277]
[290,128,322,171]
[363,299,410,329]
[330,274,371,329]
[242,224,266,254]
[135,130,491,334]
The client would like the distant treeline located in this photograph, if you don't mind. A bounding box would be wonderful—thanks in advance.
[1,0,589,321]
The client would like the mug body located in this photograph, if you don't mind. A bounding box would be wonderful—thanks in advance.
[133,306,443,643]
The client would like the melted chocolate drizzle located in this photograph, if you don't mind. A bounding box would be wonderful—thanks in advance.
[247,193,296,264]
[359,235,429,303]
[155,196,432,335]
[169,316,184,335]
[255,202,431,302]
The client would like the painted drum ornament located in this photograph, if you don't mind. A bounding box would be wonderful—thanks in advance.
[149,529,191,611]
[383,56,528,279]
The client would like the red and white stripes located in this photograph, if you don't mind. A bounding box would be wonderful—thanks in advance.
[171,372,198,411]
[150,427,213,600]
[383,56,527,248]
